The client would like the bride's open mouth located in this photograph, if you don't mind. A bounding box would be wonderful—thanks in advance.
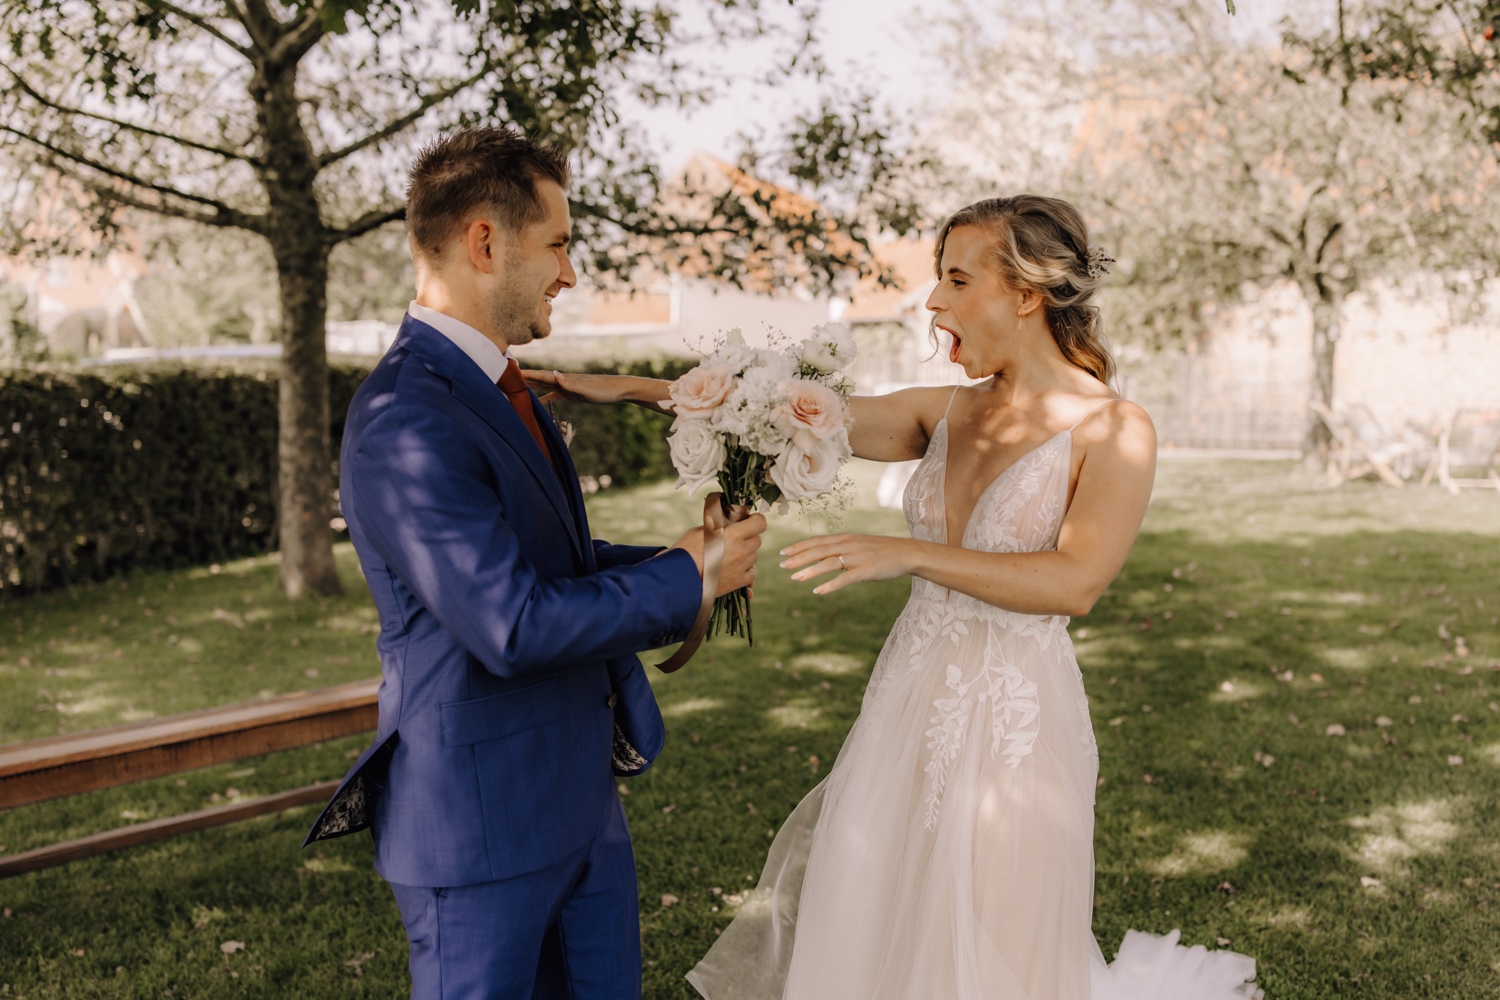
[948,331,962,364]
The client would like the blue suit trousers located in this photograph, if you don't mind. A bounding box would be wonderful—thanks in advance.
[390,797,641,1000]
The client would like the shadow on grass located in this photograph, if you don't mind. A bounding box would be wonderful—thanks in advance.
[0,517,1496,998]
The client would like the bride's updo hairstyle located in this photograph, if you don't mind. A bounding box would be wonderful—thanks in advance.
[934,195,1116,385]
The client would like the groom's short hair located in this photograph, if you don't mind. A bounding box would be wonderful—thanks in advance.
[406,126,570,265]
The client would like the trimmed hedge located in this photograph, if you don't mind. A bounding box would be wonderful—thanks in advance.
[0,358,690,597]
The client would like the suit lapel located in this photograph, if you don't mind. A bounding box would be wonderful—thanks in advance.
[400,318,584,561]
[537,406,596,572]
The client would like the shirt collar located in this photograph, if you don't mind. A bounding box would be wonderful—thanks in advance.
[407,301,511,384]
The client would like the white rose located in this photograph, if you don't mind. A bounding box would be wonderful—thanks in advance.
[710,343,758,375]
[753,348,798,377]
[768,433,848,500]
[798,323,858,373]
[668,419,727,494]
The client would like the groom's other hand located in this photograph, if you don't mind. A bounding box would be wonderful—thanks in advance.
[671,513,767,598]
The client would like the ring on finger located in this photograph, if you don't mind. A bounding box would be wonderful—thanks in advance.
[837,554,847,570]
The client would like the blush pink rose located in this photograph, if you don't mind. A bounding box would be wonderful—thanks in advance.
[769,435,847,500]
[774,378,844,451]
[669,363,737,419]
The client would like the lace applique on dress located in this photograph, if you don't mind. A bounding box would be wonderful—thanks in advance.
[913,433,1069,827]
[921,633,1042,829]
[964,435,1068,552]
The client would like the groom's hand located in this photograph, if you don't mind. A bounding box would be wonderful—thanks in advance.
[671,514,767,598]
[719,514,767,596]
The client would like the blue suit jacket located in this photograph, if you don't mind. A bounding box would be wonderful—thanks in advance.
[303,316,701,888]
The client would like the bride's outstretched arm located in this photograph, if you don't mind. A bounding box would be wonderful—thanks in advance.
[845,389,953,462]
[781,404,1157,618]
[526,372,952,463]
[523,370,674,412]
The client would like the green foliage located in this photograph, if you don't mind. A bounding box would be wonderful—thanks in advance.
[0,0,903,291]
[0,361,686,597]
[0,365,368,597]
[1287,0,1500,143]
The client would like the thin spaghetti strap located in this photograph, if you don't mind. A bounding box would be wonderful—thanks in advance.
[942,385,961,421]
[1067,396,1125,433]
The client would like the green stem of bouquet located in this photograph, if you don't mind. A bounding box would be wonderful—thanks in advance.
[708,443,775,645]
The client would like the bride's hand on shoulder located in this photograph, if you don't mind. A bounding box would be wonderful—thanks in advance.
[523,370,623,406]
[779,533,913,596]
[524,371,673,411]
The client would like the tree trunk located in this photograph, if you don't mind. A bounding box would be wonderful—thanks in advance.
[273,244,341,598]
[254,39,341,598]
[1304,287,1339,469]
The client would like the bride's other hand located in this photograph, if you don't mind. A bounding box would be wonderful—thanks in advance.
[779,533,912,596]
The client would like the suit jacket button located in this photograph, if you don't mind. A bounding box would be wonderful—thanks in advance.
[607,693,618,709]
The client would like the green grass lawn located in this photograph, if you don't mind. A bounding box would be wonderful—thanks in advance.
[1,459,1498,998]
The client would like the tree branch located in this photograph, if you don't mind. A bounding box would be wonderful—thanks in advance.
[1315,220,1345,265]
[69,171,254,230]
[317,66,493,168]
[328,204,406,243]
[0,123,265,232]
[5,69,255,163]
[1264,223,1297,249]
[235,0,277,52]
[269,2,326,66]
[142,0,253,57]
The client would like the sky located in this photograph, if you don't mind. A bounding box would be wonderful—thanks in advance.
[635,0,1297,172]
[635,0,935,171]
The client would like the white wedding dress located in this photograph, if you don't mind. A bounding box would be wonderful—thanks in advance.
[688,395,1263,1000]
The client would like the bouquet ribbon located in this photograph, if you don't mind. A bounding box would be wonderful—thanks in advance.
[657,491,752,673]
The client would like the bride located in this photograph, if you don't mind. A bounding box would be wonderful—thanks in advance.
[530,195,1261,999]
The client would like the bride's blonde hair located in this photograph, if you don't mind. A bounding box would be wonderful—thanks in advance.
[934,195,1116,386]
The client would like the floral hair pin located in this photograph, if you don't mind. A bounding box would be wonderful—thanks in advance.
[1085,247,1116,279]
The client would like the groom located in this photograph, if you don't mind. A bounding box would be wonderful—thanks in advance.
[304,126,765,999]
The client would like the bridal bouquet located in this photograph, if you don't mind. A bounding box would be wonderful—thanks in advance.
[666,325,857,642]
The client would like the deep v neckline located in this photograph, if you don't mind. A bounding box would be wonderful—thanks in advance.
[936,418,1069,548]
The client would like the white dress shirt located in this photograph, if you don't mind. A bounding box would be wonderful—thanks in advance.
[407,301,510,383]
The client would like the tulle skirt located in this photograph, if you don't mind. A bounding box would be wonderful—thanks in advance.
[687,596,1262,1000]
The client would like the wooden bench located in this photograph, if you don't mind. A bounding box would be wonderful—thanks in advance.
[0,678,379,879]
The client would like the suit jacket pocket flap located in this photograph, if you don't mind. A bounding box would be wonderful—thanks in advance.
[440,681,565,747]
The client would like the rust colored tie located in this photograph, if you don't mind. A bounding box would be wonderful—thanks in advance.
[496,358,555,469]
